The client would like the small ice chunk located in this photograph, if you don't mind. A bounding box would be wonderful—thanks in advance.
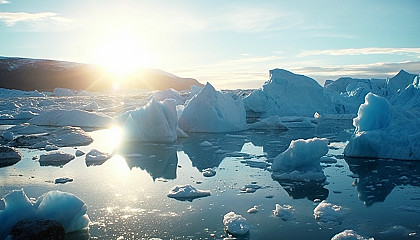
[273,204,294,221]
[85,149,112,164]
[55,177,73,184]
[167,184,210,200]
[75,150,85,157]
[45,144,59,151]
[247,206,258,213]
[331,229,373,240]
[320,156,338,163]
[200,141,213,147]
[313,200,343,224]
[39,151,75,166]
[202,168,216,177]
[223,212,250,235]
[81,102,99,111]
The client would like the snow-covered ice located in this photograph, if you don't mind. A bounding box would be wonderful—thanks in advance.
[344,92,420,160]
[272,138,328,182]
[223,211,250,235]
[0,189,89,239]
[121,97,178,143]
[273,204,294,221]
[39,151,75,166]
[29,109,112,128]
[244,69,335,117]
[80,101,99,111]
[247,205,258,213]
[331,230,373,240]
[313,200,343,224]
[167,184,211,200]
[178,82,247,133]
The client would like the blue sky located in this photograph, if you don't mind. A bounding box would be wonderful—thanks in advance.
[1,0,419,89]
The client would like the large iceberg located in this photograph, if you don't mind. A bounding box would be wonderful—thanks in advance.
[244,69,335,117]
[178,82,247,132]
[272,137,328,181]
[344,92,420,160]
[121,97,178,143]
[0,189,89,239]
[29,109,112,128]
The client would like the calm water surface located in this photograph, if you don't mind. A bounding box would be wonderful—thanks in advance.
[1,120,420,240]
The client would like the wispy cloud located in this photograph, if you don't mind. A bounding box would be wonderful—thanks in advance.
[0,12,69,27]
[218,6,304,33]
[0,0,10,4]
[298,47,420,57]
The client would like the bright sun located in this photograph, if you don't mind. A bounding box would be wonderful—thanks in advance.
[93,27,156,79]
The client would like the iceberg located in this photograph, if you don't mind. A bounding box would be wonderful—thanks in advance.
[85,149,112,166]
[244,69,335,117]
[121,97,178,143]
[344,92,420,160]
[0,189,89,239]
[272,138,328,181]
[29,109,112,128]
[179,82,247,132]
[0,146,22,167]
[273,204,294,221]
[152,88,184,105]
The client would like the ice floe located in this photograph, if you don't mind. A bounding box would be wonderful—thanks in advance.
[0,146,21,168]
[179,82,247,133]
[223,211,250,235]
[29,109,112,128]
[331,229,373,240]
[85,149,112,166]
[313,200,343,224]
[39,151,75,166]
[273,204,294,221]
[167,184,211,200]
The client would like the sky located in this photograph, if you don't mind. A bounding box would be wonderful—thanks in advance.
[0,0,419,89]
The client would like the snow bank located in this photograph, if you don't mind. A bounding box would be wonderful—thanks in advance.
[272,138,328,181]
[29,109,112,128]
[121,97,178,143]
[167,184,210,200]
[244,69,335,117]
[223,212,250,235]
[331,230,373,240]
[0,189,89,239]
[178,82,247,133]
[344,92,420,160]
[39,151,75,166]
[313,200,343,224]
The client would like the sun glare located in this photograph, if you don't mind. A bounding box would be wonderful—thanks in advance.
[93,27,156,78]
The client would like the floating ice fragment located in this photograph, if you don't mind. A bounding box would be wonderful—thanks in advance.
[331,229,373,240]
[223,212,250,236]
[247,206,258,213]
[200,141,213,147]
[39,151,75,166]
[75,149,85,157]
[55,177,73,184]
[202,168,216,177]
[85,149,112,165]
[167,184,210,200]
[313,200,343,224]
[273,204,294,221]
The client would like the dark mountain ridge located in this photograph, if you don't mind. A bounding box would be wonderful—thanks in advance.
[0,56,203,92]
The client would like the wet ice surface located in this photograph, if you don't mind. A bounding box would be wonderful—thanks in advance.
[1,120,420,239]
